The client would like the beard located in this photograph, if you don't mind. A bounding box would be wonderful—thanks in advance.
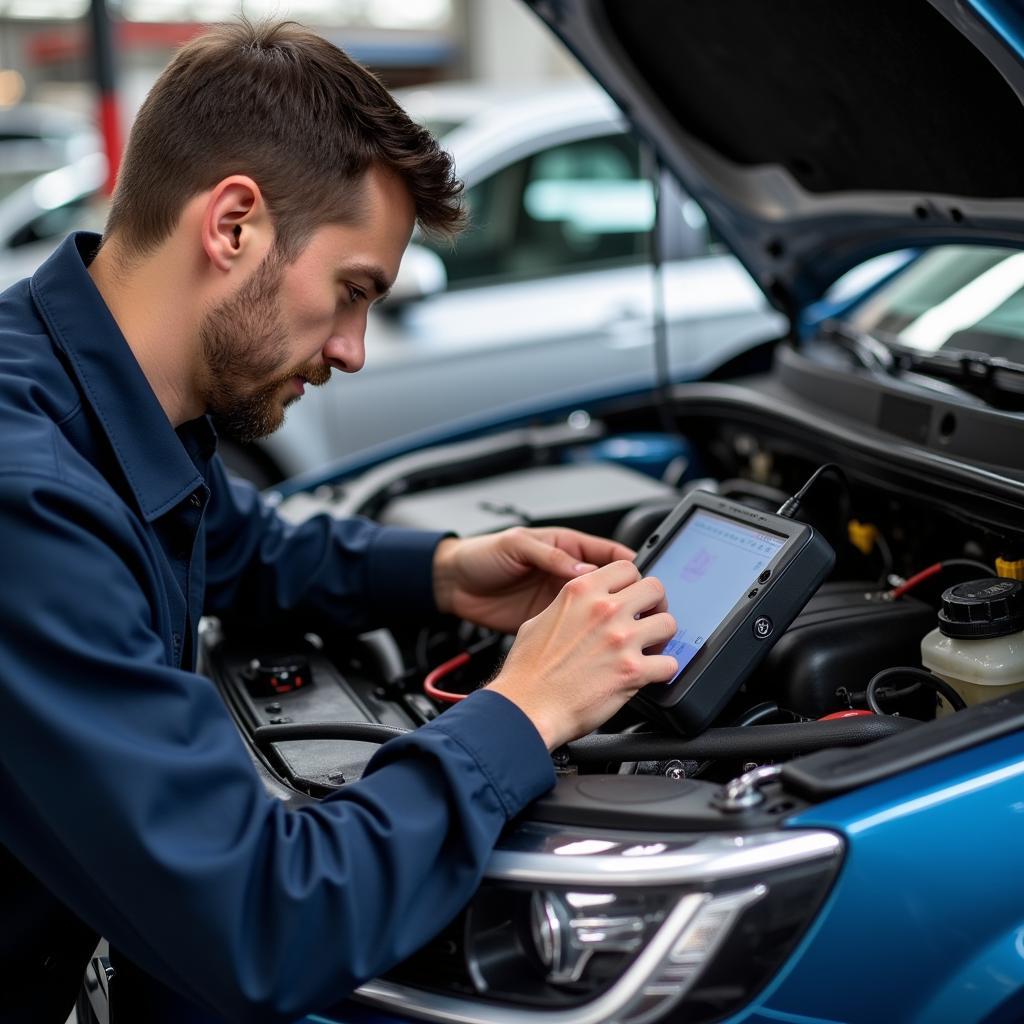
[198,251,331,443]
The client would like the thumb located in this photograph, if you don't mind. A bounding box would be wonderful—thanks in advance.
[516,532,596,580]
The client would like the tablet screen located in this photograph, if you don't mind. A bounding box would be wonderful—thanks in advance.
[646,509,786,681]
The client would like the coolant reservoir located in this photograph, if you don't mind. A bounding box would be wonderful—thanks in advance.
[920,577,1024,709]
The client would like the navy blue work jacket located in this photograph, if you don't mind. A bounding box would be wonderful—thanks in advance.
[0,234,555,1023]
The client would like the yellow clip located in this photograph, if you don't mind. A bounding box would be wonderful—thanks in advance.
[847,520,880,557]
[996,557,1024,580]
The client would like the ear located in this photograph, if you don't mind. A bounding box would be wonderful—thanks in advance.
[201,176,273,272]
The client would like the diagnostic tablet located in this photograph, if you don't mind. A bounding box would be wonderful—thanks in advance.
[631,490,834,734]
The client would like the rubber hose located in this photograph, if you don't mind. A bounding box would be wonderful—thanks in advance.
[254,721,410,751]
[564,715,918,764]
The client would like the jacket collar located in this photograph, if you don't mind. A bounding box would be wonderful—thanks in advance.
[29,232,215,522]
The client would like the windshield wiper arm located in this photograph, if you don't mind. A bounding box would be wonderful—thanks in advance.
[819,321,1024,409]
[889,345,1024,403]
[820,320,897,375]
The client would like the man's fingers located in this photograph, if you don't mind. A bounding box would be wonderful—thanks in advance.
[515,531,596,581]
[634,611,677,650]
[580,558,642,594]
[638,654,680,685]
[617,574,668,615]
[575,534,635,566]
[536,527,636,567]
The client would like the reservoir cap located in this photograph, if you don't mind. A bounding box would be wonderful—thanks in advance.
[938,577,1024,639]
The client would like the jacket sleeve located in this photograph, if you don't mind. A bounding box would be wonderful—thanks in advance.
[202,454,447,632]
[0,472,555,1023]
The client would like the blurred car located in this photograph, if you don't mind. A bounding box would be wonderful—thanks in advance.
[175,3,1024,1024]
[0,105,106,292]
[0,104,100,200]
[0,152,107,293]
[242,81,781,484]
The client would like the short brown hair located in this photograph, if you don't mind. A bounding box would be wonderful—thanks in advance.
[105,19,463,260]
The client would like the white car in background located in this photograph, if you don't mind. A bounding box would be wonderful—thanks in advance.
[0,104,100,196]
[242,81,781,485]
[0,153,107,292]
[0,103,107,292]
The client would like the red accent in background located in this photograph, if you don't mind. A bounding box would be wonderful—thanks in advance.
[98,91,121,195]
[27,22,205,65]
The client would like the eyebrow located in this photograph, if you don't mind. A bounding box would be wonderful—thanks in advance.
[341,262,393,303]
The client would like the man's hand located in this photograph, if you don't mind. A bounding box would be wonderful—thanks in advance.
[488,560,678,750]
[432,526,635,635]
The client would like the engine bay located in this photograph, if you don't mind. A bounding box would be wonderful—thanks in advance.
[201,359,1024,814]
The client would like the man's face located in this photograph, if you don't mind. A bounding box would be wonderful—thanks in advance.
[199,167,416,442]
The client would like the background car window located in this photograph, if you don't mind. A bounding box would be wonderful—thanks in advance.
[0,171,42,203]
[6,194,89,250]
[849,245,1024,360]
[432,132,655,287]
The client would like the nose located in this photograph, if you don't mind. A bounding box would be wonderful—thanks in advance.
[322,329,366,374]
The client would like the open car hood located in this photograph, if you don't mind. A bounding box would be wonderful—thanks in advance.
[526,0,1024,317]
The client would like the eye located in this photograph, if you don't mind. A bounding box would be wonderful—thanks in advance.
[346,284,368,305]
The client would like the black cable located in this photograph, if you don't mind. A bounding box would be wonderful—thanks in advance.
[874,530,894,582]
[777,463,849,520]
[793,463,849,503]
[937,558,995,577]
[865,666,967,715]
[731,701,781,727]
[719,478,791,510]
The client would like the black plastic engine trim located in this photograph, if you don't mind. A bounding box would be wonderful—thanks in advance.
[523,773,806,832]
[253,721,410,748]
[665,378,1024,535]
[782,689,1024,800]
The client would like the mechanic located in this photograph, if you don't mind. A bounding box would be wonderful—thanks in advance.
[0,19,679,1024]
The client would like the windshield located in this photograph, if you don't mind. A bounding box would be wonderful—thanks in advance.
[847,245,1024,363]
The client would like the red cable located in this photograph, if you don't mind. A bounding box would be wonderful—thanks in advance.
[424,652,471,704]
[888,562,943,600]
[819,709,875,720]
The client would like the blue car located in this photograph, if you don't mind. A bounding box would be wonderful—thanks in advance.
[78,2,1024,1022]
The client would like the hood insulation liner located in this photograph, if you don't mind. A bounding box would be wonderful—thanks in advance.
[601,0,1024,199]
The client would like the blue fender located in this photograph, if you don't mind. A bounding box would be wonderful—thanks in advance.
[750,733,1024,1024]
[915,924,1024,1024]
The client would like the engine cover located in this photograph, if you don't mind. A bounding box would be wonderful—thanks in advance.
[746,582,936,717]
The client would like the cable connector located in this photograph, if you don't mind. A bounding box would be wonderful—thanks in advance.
[776,495,802,519]
[777,463,848,520]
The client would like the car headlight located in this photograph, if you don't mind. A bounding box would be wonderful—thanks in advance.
[358,823,843,1024]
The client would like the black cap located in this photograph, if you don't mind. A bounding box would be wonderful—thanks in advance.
[938,577,1024,639]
